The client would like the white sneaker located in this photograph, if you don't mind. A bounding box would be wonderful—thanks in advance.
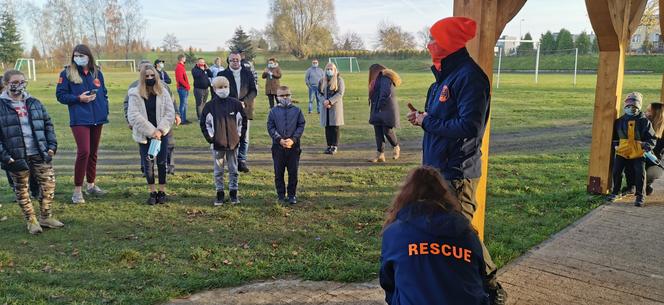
[71,192,85,204]
[86,185,106,196]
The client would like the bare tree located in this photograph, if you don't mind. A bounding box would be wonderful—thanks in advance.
[336,31,365,50]
[417,26,431,50]
[79,0,107,56]
[375,21,416,50]
[104,0,123,54]
[267,0,336,58]
[120,0,146,58]
[639,0,659,53]
[161,33,182,52]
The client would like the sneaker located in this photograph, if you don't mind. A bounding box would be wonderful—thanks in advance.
[182,120,193,125]
[330,146,338,155]
[393,145,401,160]
[27,216,43,235]
[288,196,297,205]
[605,193,619,203]
[39,216,64,228]
[230,190,239,204]
[488,282,507,305]
[634,196,645,207]
[86,184,106,196]
[369,152,386,163]
[323,146,332,154]
[71,192,85,204]
[156,191,167,204]
[646,184,654,196]
[620,186,635,196]
[238,161,250,173]
[146,192,158,205]
[214,191,225,206]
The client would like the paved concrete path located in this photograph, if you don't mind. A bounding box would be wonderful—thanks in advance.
[165,183,664,305]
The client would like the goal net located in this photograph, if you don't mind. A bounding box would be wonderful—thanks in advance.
[15,58,37,81]
[96,59,136,72]
[328,57,360,73]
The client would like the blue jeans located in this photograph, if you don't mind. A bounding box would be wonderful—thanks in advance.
[238,120,250,161]
[177,88,189,122]
[308,85,320,113]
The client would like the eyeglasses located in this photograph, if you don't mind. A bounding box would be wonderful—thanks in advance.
[229,59,240,62]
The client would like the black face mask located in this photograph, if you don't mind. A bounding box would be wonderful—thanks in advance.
[145,79,156,86]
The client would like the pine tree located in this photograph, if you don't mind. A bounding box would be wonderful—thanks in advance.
[185,46,196,65]
[556,28,574,53]
[227,27,255,60]
[516,33,534,55]
[0,10,23,64]
[591,36,599,54]
[540,31,556,53]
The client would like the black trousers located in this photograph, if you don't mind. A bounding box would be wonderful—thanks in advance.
[612,155,645,198]
[325,126,340,147]
[373,125,398,152]
[271,144,301,197]
[139,136,169,185]
[267,94,276,109]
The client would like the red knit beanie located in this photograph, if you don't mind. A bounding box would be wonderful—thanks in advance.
[428,17,477,69]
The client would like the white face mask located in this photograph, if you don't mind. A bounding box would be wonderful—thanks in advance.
[158,62,164,69]
[74,55,89,67]
[215,88,230,98]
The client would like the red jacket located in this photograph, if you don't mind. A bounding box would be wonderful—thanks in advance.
[175,62,190,91]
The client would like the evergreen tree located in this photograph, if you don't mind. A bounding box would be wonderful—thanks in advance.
[591,36,599,54]
[574,31,591,55]
[227,27,255,60]
[0,10,23,64]
[516,32,534,55]
[184,46,196,65]
[540,31,556,53]
[556,28,574,53]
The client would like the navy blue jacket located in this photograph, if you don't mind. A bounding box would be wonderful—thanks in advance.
[158,69,172,85]
[369,70,400,128]
[55,66,109,126]
[192,66,213,89]
[0,93,57,168]
[421,48,490,180]
[267,103,306,148]
[380,203,489,305]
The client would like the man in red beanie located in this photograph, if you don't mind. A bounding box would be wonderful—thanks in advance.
[405,16,506,305]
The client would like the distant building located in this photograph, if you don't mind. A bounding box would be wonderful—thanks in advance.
[496,35,519,55]
[630,16,661,53]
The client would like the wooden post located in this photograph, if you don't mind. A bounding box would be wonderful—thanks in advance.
[453,0,526,239]
[586,0,647,194]
[660,0,663,102]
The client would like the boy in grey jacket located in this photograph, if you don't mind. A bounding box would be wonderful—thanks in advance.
[267,86,305,204]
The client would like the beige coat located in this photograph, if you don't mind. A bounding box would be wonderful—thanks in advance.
[261,66,282,95]
[317,76,345,127]
[127,85,175,144]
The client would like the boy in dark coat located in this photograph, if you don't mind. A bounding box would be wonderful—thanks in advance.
[200,76,247,205]
[0,70,64,234]
[267,86,305,204]
[607,92,655,207]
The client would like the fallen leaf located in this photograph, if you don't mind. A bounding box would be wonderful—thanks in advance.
[222,259,232,265]
[42,265,54,273]
[71,248,80,257]
[0,216,7,222]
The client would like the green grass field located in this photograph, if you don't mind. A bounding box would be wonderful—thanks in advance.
[0,69,662,304]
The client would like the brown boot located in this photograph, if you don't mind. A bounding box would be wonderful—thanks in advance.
[369,152,386,163]
[393,145,401,160]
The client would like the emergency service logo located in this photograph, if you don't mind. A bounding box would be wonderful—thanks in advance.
[439,85,449,103]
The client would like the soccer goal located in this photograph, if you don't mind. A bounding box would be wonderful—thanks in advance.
[15,58,37,81]
[96,59,136,72]
[328,57,360,73]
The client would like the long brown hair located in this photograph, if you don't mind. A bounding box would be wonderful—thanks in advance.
[66,44,97,84]
[649,102,664,138]
[382,166,462,233]
[368,63,386,95]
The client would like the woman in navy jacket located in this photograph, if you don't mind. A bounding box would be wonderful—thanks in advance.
[380,166,489,305]
[56,44,109,204]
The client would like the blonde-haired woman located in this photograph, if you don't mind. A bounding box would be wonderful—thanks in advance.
[56,44,109,204]
[127,65,175,205]
[317,62,345,154]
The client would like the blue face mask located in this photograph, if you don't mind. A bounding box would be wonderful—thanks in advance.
[624,107,638,116]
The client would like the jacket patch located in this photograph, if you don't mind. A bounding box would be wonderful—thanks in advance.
[93,78,101,88]
[229,112,235,115]
[408,242,472,263]
[439,85,449,103]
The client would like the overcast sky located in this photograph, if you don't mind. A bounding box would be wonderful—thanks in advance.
[24,0,593,51]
